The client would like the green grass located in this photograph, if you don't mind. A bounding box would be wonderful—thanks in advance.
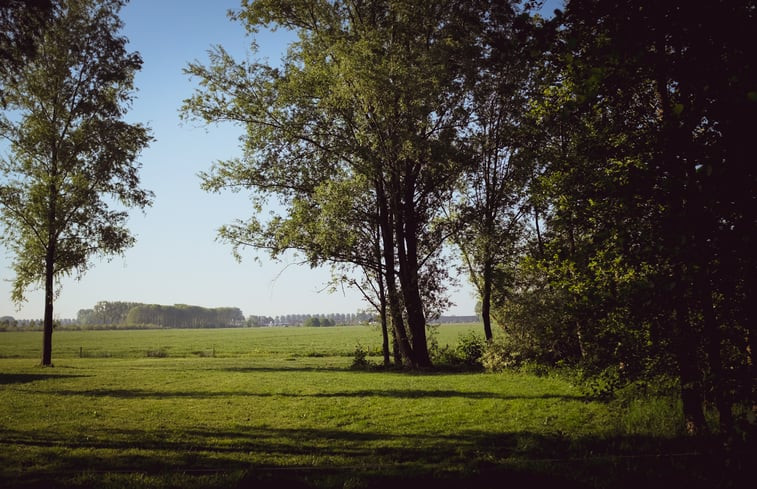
[0,324,479,360]
[0,326,751,488]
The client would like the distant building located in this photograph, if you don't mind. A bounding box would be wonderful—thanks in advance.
[431,315,480,324]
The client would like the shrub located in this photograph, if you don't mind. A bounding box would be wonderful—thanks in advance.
[578,365,624,400]
[456,331,485,367]
[350,342,372,370]
[481,334,530,372]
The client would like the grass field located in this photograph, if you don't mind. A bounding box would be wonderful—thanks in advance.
[0,325,751,488]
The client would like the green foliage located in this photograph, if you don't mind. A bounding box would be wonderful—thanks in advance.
[455,331,485,367]
[427,329,487,370]
[507,0,757,434]
[578,365,625,401]
[349,342,372,370]
[481,334,526,372]
[304,317,321,327]
[0,0,153,301]
[0,0,52,90]
[124,304,244,328]
[182,0,493,368]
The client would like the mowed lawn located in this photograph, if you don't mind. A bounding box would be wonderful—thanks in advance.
[0,326,747,488]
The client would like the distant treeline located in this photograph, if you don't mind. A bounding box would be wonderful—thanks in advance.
[248,312,376,327]
[0,316,77,332]
[75,302,244,329]
[1,303,476,331]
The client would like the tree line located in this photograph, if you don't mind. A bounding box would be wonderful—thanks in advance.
[75,301,245,328]
[182,0,755,437]
[248,312,376,327]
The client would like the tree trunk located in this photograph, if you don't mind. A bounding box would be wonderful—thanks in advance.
[674,301,706,435]
[395,166,430,368]
[371,212,392,368]
[378,271,390,367]
[696,268,733,433]
[391,329,402,366]
[481,259,493,342]
[376,177,414,366]
[41,249,54,367]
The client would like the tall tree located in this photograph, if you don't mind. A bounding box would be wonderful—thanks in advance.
[0,0,152,366]
[452,1,542,341]
[517,0,757,434]
[183,0,473,367]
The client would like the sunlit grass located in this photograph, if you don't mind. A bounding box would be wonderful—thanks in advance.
[0,326,747,488]
[0,324,480,360]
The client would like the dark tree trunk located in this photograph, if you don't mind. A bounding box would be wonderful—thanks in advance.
[41,249,54,367]
[674,301,706,435]
[697,268,733,433]
[395,166,430,368]
[392,330,402,366]
[378,271,390,367]
[376,178,414,367]
[371,211,391,368]
[481,259,493,342]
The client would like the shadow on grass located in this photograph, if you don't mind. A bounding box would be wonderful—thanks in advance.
[223,366,352,374]
[0,424,752,489]
[220,365,489,375]
[0,373,89,385]
[30,387,589,401]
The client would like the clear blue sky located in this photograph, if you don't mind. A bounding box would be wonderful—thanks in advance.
[1,0,489,320]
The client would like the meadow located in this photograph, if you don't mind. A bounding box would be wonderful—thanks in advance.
[0,325,750,488]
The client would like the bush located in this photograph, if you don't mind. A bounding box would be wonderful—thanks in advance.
[574,365,626,400]
[350,342,372,370]
[456,331,485,367]
[427,331,487,370]
[481,334,530,372]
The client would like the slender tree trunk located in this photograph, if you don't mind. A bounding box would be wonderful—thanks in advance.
[378,271,390,367]
[697,268,733,433]
[371,212,392,368]
[674,300,706,435]
[41,249,54,367]
[42,163,57,367]
[481,259,493,342]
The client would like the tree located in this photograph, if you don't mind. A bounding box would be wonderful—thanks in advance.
[183,0,475,368]
[512,0,757,435]
[452,1,541,342]
[303,316,320,327]
[0,0,152,366]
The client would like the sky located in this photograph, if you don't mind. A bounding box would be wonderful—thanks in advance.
[0,0,485,321]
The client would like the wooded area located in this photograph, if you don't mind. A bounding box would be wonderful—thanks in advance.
[183,0,756,437]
